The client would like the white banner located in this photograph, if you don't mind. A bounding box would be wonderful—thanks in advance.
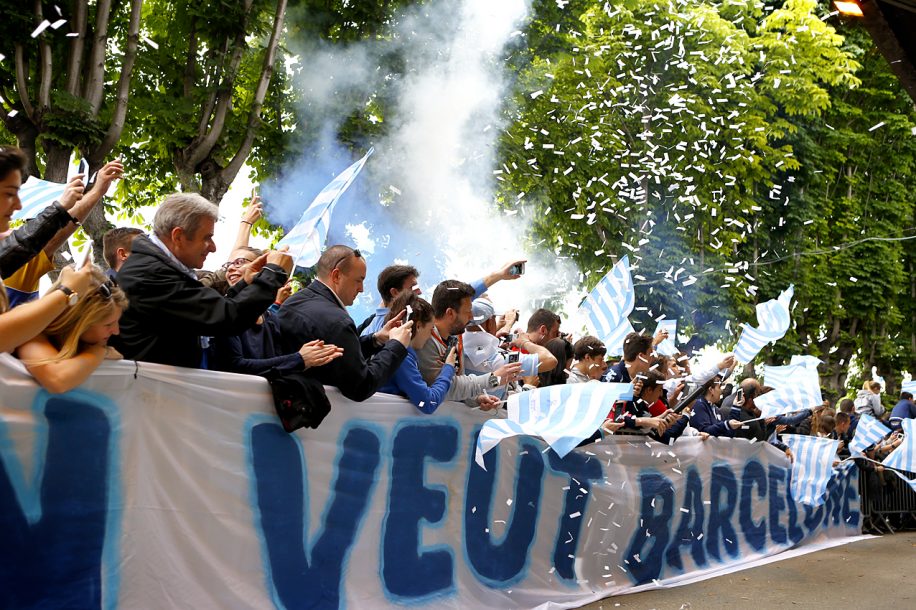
[0,355,862,609]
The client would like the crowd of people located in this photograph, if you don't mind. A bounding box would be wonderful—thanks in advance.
[2,144,915,468]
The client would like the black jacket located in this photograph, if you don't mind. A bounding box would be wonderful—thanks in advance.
[112,235,286,368]
[210,310,305,378]
[0,202,72,279]
[277,280,407,402]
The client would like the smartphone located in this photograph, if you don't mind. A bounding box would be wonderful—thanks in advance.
[445,335,459,353]
[735,388,745,406]
[251,186,259,200]
[507,352,520,364]
[77,243,93,269]
[509,262,525,275]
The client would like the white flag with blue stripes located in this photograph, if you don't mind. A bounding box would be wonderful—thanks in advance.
[579,256,635,356]
[849,414,890,456]
[13,176,68,220]
[762,355,820,391]
[782,434,840,506]
[754,378,822,419]
[733,285,794,363]
[276,148,373,268]
[474,382,633,469]
[883,418,916,472]
[654,319,678,356]
[901,379,916,395]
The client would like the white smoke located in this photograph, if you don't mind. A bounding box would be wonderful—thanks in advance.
[275,0,586,326]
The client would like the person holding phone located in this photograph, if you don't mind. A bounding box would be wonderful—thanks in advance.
[378,292,458,414]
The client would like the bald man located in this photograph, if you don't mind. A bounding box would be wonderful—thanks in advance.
[277,245,413,402]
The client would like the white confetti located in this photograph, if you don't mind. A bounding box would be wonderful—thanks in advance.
[31,20,52,38]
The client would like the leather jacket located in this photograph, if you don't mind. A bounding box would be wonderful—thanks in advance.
[0,202,73,279]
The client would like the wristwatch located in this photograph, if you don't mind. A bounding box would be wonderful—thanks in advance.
[56,285,79,307]
[486,373,500,389]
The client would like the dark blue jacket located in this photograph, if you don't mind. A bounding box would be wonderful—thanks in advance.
[210,310,304,378]
[379,349,455,413]
[690,396,735,437]
[890,399,916,430]
[277,280,407,402]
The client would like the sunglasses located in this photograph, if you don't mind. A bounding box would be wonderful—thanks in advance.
[331,248,362,272]
[97,279,116,300]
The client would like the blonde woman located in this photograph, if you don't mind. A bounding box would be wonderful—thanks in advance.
[15,267,127,393]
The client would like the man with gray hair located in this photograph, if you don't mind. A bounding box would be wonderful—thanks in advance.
[113,193,292,368]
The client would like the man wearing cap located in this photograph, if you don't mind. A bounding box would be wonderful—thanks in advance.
[462,296,557,397]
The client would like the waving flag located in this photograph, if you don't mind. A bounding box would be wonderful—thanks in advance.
[763,356,820,391]
[475,382,633,469]
[849,414,890,456]
[13,176,68,220]
[276,148,374,268]
[883,418,916,472]
[782,434,840,506]
[580,256,635,356]
[733,285,794,363]
[901,379,916,395]
[754,378,822,419]
[654,319,678,356]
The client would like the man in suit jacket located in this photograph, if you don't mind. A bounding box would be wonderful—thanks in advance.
[278,245,413,402]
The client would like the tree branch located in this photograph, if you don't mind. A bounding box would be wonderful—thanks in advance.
[95,0,143,160]
[183,16,198,98]
[66,0,89,96]
[14,43,35,121]
[223,0,288,181]
[38,38,53,110]
[186,1,254,169]
[84,0,113,113]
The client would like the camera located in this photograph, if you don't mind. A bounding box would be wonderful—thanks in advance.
[507,352,520,364]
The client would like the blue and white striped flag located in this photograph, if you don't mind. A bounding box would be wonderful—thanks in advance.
[13,176,68,220]
[754,378,822,419]
[654,319,678,356]
[849,414,890,456]
[901,379,916,395]
[883,418,916,472]
[763,356,820,390]
[782,434,840,506]
[579,256,635,356]
[276,148,374,268]
[733,285,794,363]
[474,382,633,469]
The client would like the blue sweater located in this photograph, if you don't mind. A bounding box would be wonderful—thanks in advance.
[379,348,456,414]
[690,397,735,437]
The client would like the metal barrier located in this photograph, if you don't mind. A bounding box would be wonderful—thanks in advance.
[858,464,916,534]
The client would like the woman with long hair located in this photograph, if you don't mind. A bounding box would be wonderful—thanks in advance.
[15,267,127,393]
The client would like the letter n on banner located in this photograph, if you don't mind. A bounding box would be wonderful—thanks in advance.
[0,392,120,609]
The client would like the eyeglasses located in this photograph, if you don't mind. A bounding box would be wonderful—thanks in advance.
[331,248,361,272]
[221,257,255,270]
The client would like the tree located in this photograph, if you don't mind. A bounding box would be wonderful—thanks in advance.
[119,0,289,207]
[0,0,143,247]
[497,0,859,346]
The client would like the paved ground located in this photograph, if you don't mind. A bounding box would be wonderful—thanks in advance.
[582,532,916,610]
